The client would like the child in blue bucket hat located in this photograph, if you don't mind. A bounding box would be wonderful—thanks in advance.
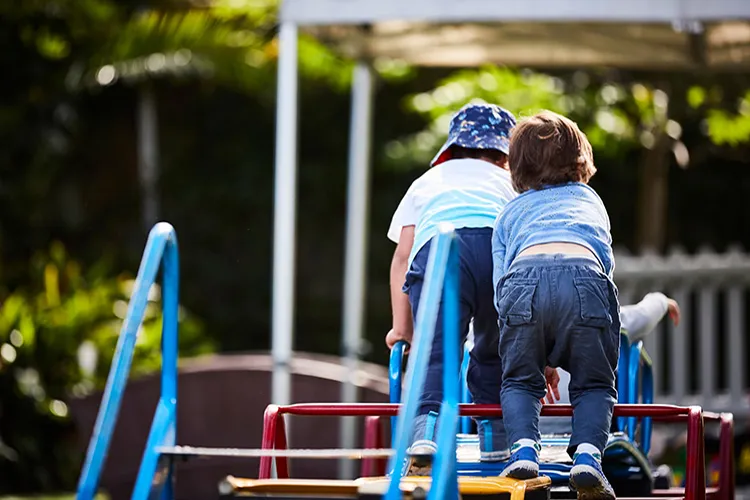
[386,102,556,474]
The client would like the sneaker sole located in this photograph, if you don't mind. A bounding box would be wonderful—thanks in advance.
[570,465,615,500]
[500,460,539,480]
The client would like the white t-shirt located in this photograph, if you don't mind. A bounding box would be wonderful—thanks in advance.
[387,158,517,266]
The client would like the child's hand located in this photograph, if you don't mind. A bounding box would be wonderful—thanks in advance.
[386,328,412,349]
[667,298,681,326]
[542,366,561,404]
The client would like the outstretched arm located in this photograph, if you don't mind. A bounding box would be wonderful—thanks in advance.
[621,292,680,342]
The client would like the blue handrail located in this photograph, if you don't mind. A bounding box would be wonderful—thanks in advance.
[389,340,473,436]
[627,340,654,455]
[429,235,460,500]
[76,223,180,500]
[459,342,472,434]
[616,331,630,432]
[386,225,458,500]
[389,341,407,442]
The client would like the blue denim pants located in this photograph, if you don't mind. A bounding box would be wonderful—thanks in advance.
[496,254,620,457]
[404,228,507,458]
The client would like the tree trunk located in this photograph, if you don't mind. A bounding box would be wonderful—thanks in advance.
[636,131,672,252]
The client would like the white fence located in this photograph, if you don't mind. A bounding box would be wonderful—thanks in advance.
[615,247,750,417]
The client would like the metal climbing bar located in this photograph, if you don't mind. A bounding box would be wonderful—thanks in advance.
[385,225,455,500]
[617,331,630,432]
[459,342,472,433]
[389,341,407,441]
[430,234,460,500]
[628,340,655,454]
[76,223,180,500]
[258,402,716,500]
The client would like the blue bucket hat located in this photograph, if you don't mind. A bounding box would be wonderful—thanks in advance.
[430,103,517,167]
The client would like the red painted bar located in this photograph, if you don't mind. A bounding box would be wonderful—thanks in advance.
[718,413,735,500]
[684,406,706,500]
[259,402,729,499]
[259,404,280,479]
[276,403,691,418]
[361,416,385,477]
[275,415,290,479]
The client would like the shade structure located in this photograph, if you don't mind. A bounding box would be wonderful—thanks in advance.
[270,0,750,478]
[282,0,750,70]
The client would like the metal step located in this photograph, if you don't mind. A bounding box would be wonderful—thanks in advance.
[156,445,394,459]
[219,476,552,499]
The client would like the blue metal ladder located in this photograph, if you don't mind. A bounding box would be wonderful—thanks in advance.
[77,223,180,500]
[384,223,462,500]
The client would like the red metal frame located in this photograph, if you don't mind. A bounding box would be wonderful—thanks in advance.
[718,413,734,500]
[361,416,386,477]
[259,403,735,500]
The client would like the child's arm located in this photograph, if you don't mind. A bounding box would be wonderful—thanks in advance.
[386,225,415,348]
[620,292,681,343]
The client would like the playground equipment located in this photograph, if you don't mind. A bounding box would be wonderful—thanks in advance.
[76,222,735,499]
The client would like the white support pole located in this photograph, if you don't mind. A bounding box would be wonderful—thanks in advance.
[339,62,374,479]
[271,22,299,410]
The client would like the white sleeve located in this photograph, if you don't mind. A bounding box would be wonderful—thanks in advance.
[387,185,418,243]
[620,292,670,343]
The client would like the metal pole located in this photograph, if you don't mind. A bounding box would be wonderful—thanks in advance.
[271,22,299,410]
[339,62,374,479]
[137,85,160,229]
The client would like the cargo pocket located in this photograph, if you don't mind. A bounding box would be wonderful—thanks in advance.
[498,279,537,325]
[573,277,612,327]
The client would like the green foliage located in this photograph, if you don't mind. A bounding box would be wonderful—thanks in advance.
[0,242,212,493]
[383,66,638,168]
[14,0,402,97]
[704,91,750,147]
[385,66,750,170]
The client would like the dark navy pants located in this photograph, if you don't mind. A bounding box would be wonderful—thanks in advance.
[495,254,620,457]
[404,228,507,456]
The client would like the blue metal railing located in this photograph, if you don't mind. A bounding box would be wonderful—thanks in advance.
[459,342,472,434]
[429,236,460,500]
[386,225,460,500]
[389,340,407,443]
[627,340,654,455]
[617,332,630,432]
[389,340,472,436]
[76,223,180,500]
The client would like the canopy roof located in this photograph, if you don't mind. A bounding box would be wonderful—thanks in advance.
[281,0,750,70]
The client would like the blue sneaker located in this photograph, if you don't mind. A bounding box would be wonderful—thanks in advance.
[570,452,616,500]
[499,440,540,479]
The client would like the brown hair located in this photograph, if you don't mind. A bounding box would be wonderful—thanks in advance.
[508,110,596,193]
[447,145,508,168]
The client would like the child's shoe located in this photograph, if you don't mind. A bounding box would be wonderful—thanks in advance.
[569,445,616,500]
[499,439,540,479]
[405,440,436,476]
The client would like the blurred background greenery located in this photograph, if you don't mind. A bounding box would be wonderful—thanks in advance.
[0,0,749,495]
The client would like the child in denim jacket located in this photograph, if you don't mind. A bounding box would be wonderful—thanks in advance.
[492,110,619,499]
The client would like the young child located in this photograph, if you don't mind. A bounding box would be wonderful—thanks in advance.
[541,292,681,435]
[386,102,517,470]
[492,110,619,499]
